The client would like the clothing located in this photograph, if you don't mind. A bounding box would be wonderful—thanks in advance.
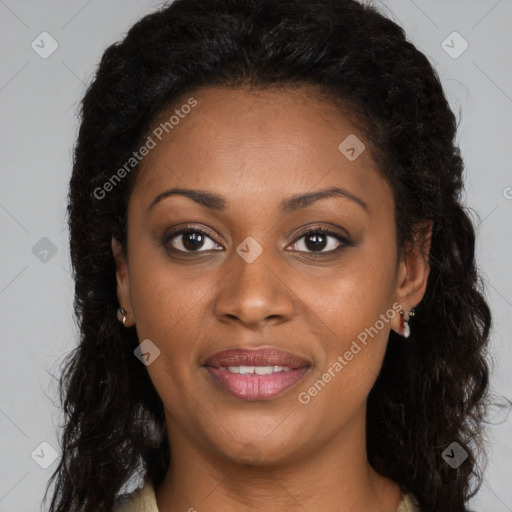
[114,478,421,511]
[114,480,158,512]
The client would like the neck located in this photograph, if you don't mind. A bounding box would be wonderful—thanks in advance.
[154,405,402,512]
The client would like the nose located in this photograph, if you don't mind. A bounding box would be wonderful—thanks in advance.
[212,243,295,329]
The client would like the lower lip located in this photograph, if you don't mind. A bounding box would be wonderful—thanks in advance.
[204,366,310,401]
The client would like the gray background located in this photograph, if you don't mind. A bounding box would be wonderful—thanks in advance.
[0,0,511,510]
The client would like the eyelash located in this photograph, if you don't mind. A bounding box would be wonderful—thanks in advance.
[291,226,353,254]
[162,224,353,255]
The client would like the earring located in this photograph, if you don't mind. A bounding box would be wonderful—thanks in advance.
[399,307,415,339]
[117,307,127,326]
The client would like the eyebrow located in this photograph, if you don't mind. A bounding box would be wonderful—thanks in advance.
[147,186,368,215]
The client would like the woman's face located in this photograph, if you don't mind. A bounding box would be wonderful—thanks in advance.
[113,86,429,465]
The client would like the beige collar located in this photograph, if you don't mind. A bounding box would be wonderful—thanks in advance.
[116,479,421,511]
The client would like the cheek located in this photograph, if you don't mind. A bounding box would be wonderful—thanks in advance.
[297,251,397,341]
[126,258,208,408]
[128,250,211,339]
[296,294,394,430]
[296,245,397,395]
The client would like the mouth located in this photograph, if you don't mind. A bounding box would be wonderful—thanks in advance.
[202,347,311,401]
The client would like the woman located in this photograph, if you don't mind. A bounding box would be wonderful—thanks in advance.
[44,0,492,511]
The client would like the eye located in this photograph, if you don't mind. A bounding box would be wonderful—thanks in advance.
[288,227,351,254]
[163,226,222,253]
[162,224,352,255]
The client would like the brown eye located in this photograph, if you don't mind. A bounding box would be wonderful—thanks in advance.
[163,227,223,253]
[288,228,352,254]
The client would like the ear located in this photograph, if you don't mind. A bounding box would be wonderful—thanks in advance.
[390,220,433,336]
[112,235,134,327]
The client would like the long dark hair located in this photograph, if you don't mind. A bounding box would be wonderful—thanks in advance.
[44,1,493,511]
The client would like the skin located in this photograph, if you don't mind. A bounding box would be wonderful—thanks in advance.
[112,86,432,512]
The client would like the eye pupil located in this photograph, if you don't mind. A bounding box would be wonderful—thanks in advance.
[183,232,204,251]
[165,227,346,255]
[305,233,327,251]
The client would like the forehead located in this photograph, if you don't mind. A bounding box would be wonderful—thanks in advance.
[130,86,392,217]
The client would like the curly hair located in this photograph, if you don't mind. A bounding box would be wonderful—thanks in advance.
[43,1,493,511]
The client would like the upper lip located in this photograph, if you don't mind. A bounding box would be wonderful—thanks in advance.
[203,347,311,369]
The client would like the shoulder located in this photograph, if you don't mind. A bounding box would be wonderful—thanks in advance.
[112,479,159,512]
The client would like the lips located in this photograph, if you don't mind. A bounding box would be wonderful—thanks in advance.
[202,347,312,401]
[203,348,311,369]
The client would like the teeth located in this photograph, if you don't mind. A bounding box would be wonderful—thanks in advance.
[222,365,293,374]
